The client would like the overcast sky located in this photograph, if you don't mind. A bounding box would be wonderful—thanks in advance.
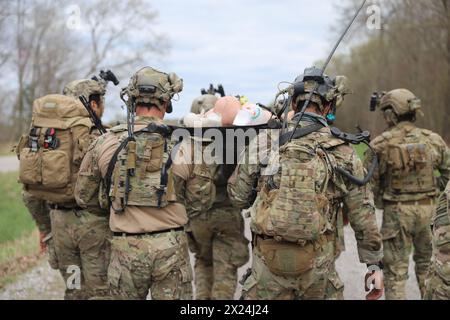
[107,0,340,121]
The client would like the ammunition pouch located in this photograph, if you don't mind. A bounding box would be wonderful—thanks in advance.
[256,235,322,277]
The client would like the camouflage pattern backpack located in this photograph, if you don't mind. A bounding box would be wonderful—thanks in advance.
[16,94,93,204]
[431,183,450,283]
[254,134,343,244]
[384,127,436,195]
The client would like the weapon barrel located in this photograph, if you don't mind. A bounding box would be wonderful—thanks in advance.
[79,96,107,134]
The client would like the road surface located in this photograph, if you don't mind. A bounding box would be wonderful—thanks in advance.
[0,156,18,173]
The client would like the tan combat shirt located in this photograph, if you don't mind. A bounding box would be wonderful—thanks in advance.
[76,116,188,233]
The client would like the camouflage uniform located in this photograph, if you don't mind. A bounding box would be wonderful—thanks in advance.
[229,114,383,300]
[174,93,250,299]
[173,141,249,299]
[108,231,192,300]
[186,207,249,299]
[80,117,193,300]
[21,190,59,269]
[365,90,450,300]
[76,67,192,300]
[50,208,111,299]
[50,79,112,300]
[22,190,51,236]
[424,182,450,300]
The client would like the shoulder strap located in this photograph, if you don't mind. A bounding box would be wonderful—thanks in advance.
[104,137,133,203]
[279,123,324,146]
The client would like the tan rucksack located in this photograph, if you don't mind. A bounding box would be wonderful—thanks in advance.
[386,141,436,194]
[16,94,93,205]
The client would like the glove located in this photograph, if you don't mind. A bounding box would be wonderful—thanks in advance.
[365,265,384,300]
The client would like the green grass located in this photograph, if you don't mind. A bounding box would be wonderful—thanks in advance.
[0,229,41,288]
[0,172,41,288]
[0,230,39,266]
[0,172,36,243]
[353,143,368,160]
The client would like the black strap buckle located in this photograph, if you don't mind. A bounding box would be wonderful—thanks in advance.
[330,127,371,144]
[29,128,40,152]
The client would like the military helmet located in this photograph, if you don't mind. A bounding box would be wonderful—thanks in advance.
[191,94,218,115]
[63,79,106,99]
[123,67,183,114]
[379,89,422,116]
[292,67,350,110]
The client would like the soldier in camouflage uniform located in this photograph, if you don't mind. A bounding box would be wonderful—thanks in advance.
[76,67,192,300]
[364,89,450,300]
[173,96,249,300]
[228,69,384,300]
[424,181,450,300]
[48,79,112,300]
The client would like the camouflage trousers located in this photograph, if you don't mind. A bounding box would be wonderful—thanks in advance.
[50,208,112,300]
[108,230,193,300]
[424,224,450,300]
[241,235,343,300]
[22,190,51,235]
[424,261,450,300]
[381,202,434,300]
[22,191,59,268]
[187,207,249,300]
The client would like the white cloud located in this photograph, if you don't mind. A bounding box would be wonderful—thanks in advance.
[104,0,341,121]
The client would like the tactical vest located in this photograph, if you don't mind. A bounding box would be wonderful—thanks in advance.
[384,127,436,195]
[16,94,93,205]
[253,132,345,244]
[183,136,236,217]
[107,123,175,212]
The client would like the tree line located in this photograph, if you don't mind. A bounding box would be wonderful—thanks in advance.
[0,0,168,142]
[329,0,450,141]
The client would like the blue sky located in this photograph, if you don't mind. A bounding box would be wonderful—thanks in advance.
[136,0,337,121]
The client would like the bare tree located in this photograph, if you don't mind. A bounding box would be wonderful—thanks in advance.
[1,0,169,142]
[330,0,450,140]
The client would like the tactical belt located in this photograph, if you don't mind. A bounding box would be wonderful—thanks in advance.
[254,233,333,248]
[113,227,184,238]
[385,198,435,206]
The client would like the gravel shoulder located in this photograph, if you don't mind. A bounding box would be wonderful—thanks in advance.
[0,259,65,300]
